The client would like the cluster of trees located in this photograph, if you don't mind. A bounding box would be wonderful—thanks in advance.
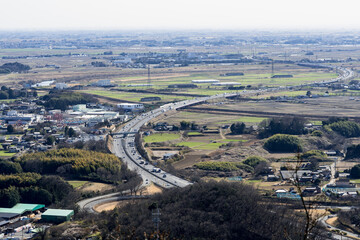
[230,122,246,134]
[195,161,253,172]
[17,148,122,183]
[350,164,360,179]
[0,160,22,174]
[41,92,96,110]
[58,139,110,153]
[89,181,325,240]
[264,134,302,153]
[301,150,327,161]
[328,121,360,138]
[0,86,37,100]
[345,144,360,160]
[0,172,41,189]
[91,61,107,67]
[180,120,198,130]
[259,117,307,138]
[64,126,77,138]
[243,156,267,168]
[322,116,348,126]
[0,173,73,207]
[0,62,30,74]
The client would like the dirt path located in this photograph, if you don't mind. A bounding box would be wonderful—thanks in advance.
[219,128,226,140]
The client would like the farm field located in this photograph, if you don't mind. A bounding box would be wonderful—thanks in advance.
[143,133,181,143]
[113,71,337,94]
[162,111,262,127]
[0,150,16,157]
[217,116,267,124]
[188,96,360,119]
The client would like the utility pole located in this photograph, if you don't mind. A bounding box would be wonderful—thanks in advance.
[147,65,151,88]
[271,59,274,77]
[152,207,161,240]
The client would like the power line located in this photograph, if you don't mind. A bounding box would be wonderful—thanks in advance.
[152,207,161,239]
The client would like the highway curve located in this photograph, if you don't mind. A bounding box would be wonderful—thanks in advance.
[78,63,354,212]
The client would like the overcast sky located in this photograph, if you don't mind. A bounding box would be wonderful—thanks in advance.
[1,0,360,31]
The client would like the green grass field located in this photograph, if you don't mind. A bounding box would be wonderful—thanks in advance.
[310,120,323,125]
[177,141,227,150]
[0,150,16,157]
[144,133,181,143]
[220,139,247,142]
[187,132,203,136]
[68,180,88,188]
[218,116,267,124]
[177,141,205,148]
[194,142,225,150]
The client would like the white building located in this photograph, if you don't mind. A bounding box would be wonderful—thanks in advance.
[55,83,69,90]
[211,82,241,86]
[7,110,18,116]
[192,79,220,84]
[31,80,55,88]
[117,103,144,111]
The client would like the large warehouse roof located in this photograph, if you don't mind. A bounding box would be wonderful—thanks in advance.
[0,203,45,215]
[0,208,25,214]
[42,209,74,217]
[12,203,45,211]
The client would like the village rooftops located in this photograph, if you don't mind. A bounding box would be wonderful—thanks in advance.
[280,170,313,180]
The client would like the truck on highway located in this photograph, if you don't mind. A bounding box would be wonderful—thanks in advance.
[152,168,161,173]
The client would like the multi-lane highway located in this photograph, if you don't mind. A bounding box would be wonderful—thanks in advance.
[79,63,355,212]
[111,92,239,188]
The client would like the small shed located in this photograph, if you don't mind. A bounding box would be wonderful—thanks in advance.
[41,209,74,223]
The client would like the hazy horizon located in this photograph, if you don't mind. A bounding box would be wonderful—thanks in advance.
[1,0,360,31]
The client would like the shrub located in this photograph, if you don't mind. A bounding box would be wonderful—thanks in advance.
[311,130,323,137]
[263,134,302,153]
[345,144,360,160]
[230,122,246,134]
[301,150,327,161]
[243,156,267,168]
[350,164,360,179]
[258,117,307,137]
[329,121,360,138]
